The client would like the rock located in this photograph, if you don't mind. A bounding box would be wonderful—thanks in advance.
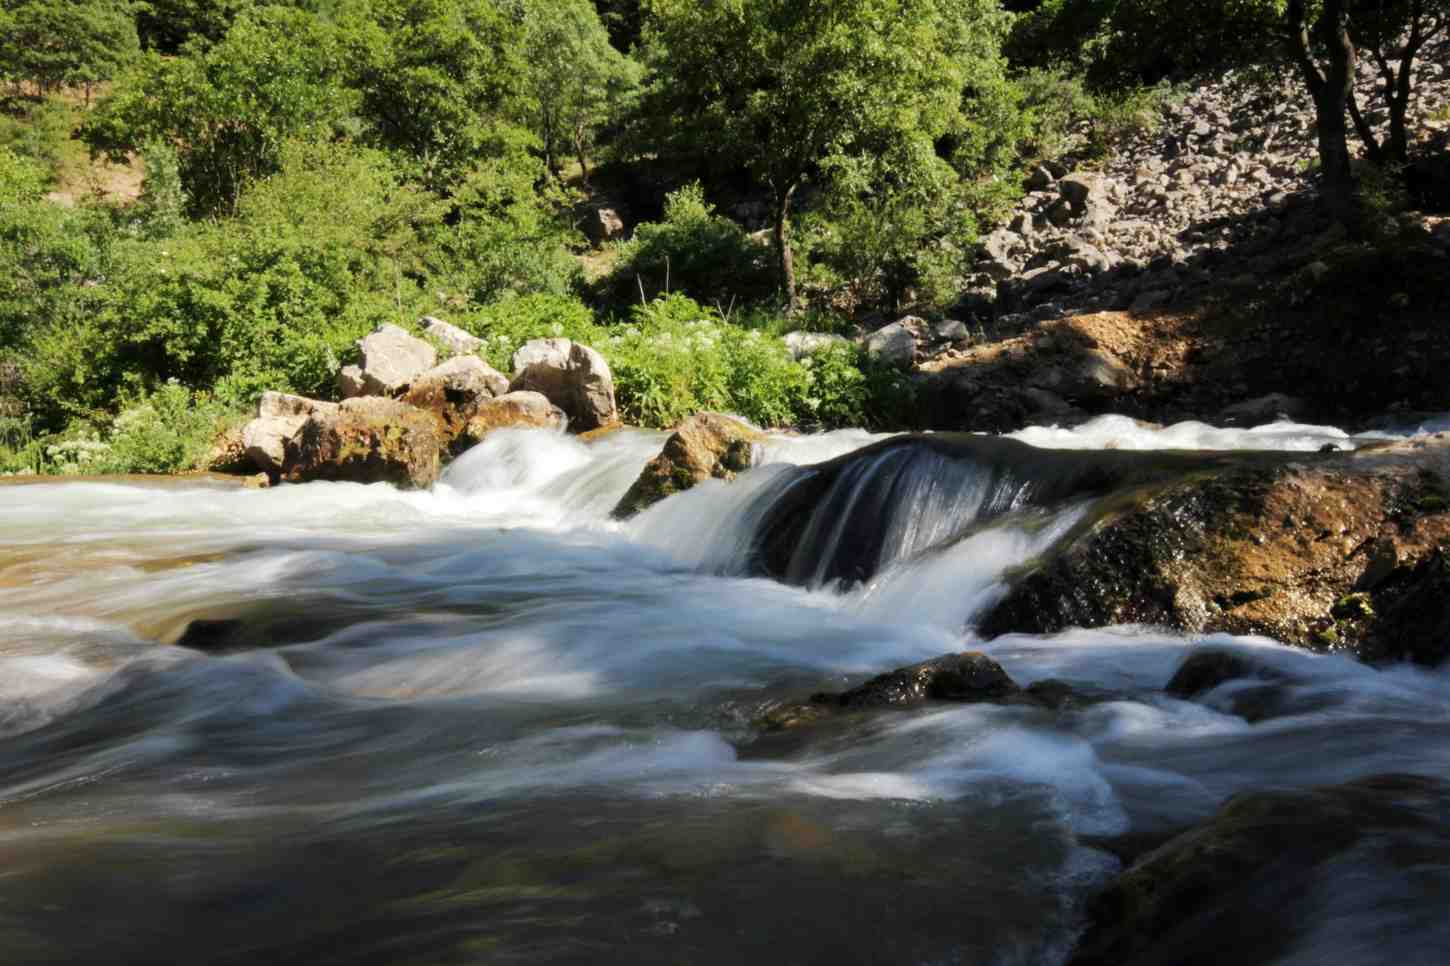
[281,397,444,489]
[612,413,763,519]
[509,339,618,432]
[864,320,918,369]
[1217,393,1309,426]
[582,206,627,245]
[1026,165,1056,191]
[354,324,438,396]
[402,355,511,447]
[1070,775,1450,966]
[815,652,1020,709]
[981,437,1450,662]
[783,330,849,360]
[422,316,483,357]
[1059,173,1099,217]
[461,391,567,444]
[257,391,338,420]
[931,319,969,344]
[242,395,340,475]
[205,424,251,474]
[1165,649,1279,698]
[337,365,367,400]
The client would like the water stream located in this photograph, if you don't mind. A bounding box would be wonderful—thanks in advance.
[1,416,1447,964]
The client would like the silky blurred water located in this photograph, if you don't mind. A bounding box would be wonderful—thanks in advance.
[1,418,1446,964]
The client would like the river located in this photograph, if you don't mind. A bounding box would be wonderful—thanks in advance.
[1,414,1448,964]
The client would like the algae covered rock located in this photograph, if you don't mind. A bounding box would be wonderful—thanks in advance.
[611,412,763,519]
[1071,775,1450,966]
[281,396,443,489]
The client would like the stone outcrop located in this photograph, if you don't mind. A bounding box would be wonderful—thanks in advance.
[1071,775,1450,966]
[981,435,1450,664]
[422,316,483,357]
[510,338,618,432]
[462,391,566,444]
[241,393,339,474]
[281,396,444,489]
[401,355,510,449]
[341,324,437,398]
[612,413,763,519]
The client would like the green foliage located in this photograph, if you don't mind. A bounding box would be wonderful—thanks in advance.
[518,0,641,178]
[82,6,356,216]
[134,140,187,239]
[95,381,236,474]
[466,293,607,372]
[0,0,140,92]
[0,97,79,178]
[602,183,773,309]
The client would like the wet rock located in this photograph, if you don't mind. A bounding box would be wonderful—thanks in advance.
[462,391,566,444]
[1071,775,1450,966]
[352,324,438,396]
[509,339,618,432]
[864,319,919,368]
[612,413,763,519]
[981,437,1450,662]
[1165,649,1279,698]
[402,355,511,448]
[816,652,1021,709]
[281,396,444,489]
[422,316,483,357]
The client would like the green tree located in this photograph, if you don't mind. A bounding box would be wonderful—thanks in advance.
[81,6,355,216]
[639,0,1010,310]
[518,0,640,184]
[0,0,139,98]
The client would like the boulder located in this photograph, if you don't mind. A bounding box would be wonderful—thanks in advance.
[583,206,627,245]
[612,413,763,519]
[783,330,849,360]
[815,652,1021,710]
[242,394,339,474]
[1165,649,1282,698]
[422,316,483,357]
[461,391,566,445]
[337,365,367,400]
[509,339,618,432]
[1071,775,1450,966]
[281,396,444,489]
[401,355,511,447]
[354,324,438,396]
[864,320,918,369]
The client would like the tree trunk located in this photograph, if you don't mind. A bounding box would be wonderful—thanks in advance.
[772,182,800,313]
[573,122,591,189]
[1286,0,1360,225]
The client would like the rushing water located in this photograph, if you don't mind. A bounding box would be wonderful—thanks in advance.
[1,417,1448,964]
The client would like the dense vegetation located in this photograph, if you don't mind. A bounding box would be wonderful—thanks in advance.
[0,0,1443,473]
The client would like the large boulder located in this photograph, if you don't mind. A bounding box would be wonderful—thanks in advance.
[981,436,1450,664]
[401,355,510,448]
[422,316,483,357]
[509,338,618,432]
[281,397,444,489]
[1071,775,1450,966]
[864,319,919,369]
[461,391,567,445]
[241,393,339,474]
[612,413,763,519]
[345,324,438,398]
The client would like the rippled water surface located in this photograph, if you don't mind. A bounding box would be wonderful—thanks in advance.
[2,419,1447,964]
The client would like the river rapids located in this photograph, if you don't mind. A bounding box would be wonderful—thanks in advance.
[2,414,1448,964]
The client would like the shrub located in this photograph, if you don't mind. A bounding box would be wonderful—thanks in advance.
[97,382,237,474]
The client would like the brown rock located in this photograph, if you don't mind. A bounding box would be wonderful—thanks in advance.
[402,355,510,450]
[611,413,763,519]
[510,339,618,432]
[282,397,444,489]
[461,391,566,445]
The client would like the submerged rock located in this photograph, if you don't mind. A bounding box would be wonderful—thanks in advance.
[1164,649,1277,699]
[1071,774,1450,966]
[816,652,1021,709]
[282,397,443,489]
[612,413,763,519]
[509,338,618,432]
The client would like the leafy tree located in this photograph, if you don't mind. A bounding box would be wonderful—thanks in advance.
[348,0,531,191]
[82,6,355,216]
[134,0,253,53]
[0,0,140,98]
[639,0,1010,310]
[518,0,640,184]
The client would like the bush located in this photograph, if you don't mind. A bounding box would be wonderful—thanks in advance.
[600,183,774,310]
[97,382,237,474]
